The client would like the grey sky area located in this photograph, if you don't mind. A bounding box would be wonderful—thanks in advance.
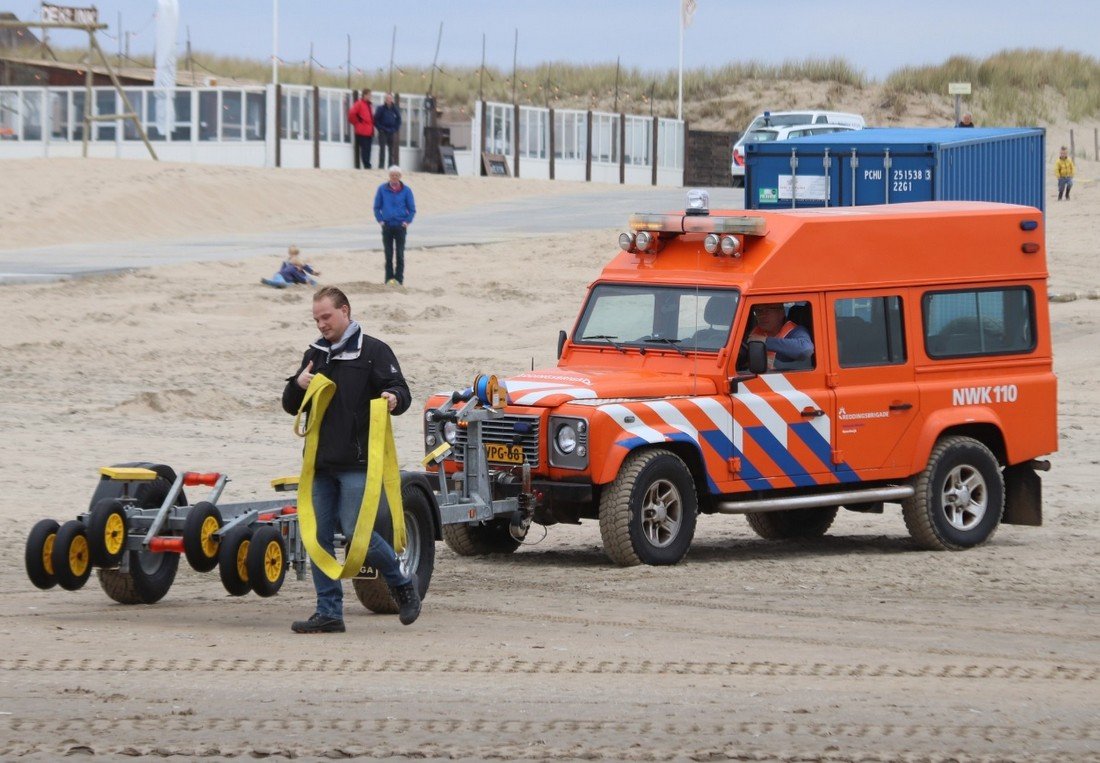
[5,0,1096,80]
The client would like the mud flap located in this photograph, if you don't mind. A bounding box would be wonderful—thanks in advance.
[1003,463,1042,526]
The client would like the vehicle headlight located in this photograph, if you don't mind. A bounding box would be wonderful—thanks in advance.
[555,423,577,454]
[425,434,437,447]
[442,421,458,444]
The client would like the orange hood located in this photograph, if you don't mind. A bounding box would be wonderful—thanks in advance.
[505,367,718,407]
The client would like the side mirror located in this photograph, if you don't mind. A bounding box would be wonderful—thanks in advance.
[557,330,567,360]
[747,339,768,376]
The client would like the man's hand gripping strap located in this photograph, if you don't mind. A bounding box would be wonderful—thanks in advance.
[294,373,406,580]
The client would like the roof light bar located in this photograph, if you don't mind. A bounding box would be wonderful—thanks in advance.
[629,213,682,233]
[683,215,768,236]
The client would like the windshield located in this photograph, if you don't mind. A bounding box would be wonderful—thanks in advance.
[574,284,740,353]
[744,129,780,143]
[748,113,815,130]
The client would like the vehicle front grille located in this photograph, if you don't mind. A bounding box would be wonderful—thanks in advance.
[453,414,541,469]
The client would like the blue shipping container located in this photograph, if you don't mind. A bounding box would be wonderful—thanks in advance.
[744,127,1045,212]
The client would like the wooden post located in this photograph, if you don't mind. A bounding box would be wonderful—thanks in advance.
[88,31,156,160]
[275,83,282,168]
[82,46,92,157]
[351,89,360,169]
[1095,126,1098,162]
[548,107,555,180]
[651,115,659,186]
[682,119,689,187]
[513,102,521,178]
[312,85,320,169]
[393,92,401,167]
[619,113,626,184]
[479,99,488,176]
[585,109,593,182]
[1069,128,1075,159]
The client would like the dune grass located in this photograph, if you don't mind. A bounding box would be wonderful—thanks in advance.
[37,46,1100,127]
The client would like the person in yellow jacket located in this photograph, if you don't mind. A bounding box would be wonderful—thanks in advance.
[1056,146,1075,201]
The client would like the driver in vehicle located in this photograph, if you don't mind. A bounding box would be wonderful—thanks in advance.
[739,302,814,372]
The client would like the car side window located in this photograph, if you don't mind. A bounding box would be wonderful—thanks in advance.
[834,296,907,367]
[737,300,816,373]
[923,287,1035,358]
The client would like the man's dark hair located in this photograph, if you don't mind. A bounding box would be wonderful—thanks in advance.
[314,286,350,311]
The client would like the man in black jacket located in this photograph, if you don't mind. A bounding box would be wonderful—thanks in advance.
[282,286,420,633]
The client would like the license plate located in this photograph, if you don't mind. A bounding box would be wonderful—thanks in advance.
[485,443,524,464]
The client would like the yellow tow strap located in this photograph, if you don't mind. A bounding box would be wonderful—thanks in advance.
[294,373,405,580]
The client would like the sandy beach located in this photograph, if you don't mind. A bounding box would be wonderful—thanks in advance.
[0,156,1097,761]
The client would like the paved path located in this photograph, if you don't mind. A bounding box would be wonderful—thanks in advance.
[0,186,744,283]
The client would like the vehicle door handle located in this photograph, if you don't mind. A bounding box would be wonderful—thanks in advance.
[889,402,913,411]
[800,407,825,418]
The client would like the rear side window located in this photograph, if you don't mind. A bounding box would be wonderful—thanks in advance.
[834,296,906,367]
[923,287,1035,358]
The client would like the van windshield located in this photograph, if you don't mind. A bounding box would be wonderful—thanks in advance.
[574,284,740,353]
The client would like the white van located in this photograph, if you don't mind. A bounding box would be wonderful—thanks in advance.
[730,110,865,186]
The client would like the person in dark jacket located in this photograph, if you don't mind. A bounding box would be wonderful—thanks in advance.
[373,92,401,169]
[373,166,416,285]
[281,286,420,633]
[347,89,375,169]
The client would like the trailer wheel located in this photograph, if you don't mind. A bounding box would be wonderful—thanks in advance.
[97,549,179,605]
[443,518,520,556]
[94,470,181,604]
[87,498,129,568]
[218,525,253,596]
[353,484,436,614]
[246,526,287,597]
[183,502,223,572]
[902,436,1004,550]
[52,520,93,591]
[598,449,698,567]
[25,519,61,590]
[745,507,838,540]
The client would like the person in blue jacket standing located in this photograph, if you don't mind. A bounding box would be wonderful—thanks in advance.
[374,93,402,169]
[373,166,416,286]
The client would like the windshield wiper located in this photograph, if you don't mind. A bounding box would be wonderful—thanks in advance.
[641,336,687,357]
[581,334,628,354]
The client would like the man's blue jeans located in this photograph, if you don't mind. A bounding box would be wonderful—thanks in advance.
[309,468,410,620]
[382,225,407,284]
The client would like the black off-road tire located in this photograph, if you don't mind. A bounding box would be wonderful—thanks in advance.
[354,485,436,614]
[902,436,1004,551]
[97,550,179,604]
[94,467,182,604]
[87,498,129,568]
[25,519,61,590]
[52,520,93,591]
[443,518,521,556]
[745,507,839,540]
[218,525,254,596]
[183,501,223,573]
[598,449,698,567]
[246,526,287,598]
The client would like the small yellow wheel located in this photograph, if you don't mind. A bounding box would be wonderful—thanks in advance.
[25,519,60,590]
[88,499,129,567]
[246,526,287,597]
[217,525,252,596]
[52,520,92,591]
[183,502,223,573]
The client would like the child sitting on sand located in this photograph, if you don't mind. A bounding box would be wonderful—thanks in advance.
[261,245,320,288]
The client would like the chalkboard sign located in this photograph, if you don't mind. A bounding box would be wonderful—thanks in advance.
[439,145,458,176]
[481,152,511,177]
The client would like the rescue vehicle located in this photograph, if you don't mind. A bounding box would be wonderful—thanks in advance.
[425,193,1056,566]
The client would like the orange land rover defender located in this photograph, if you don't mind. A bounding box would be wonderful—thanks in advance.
[424,197,1056,566]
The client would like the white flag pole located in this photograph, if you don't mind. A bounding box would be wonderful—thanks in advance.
[677,0,684,121]
[272,0,279,85]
